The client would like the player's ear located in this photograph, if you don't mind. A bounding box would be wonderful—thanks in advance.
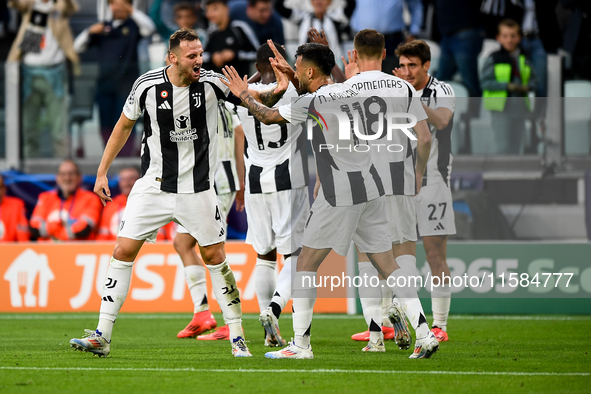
[382,49,386,60]
[424,60,431,72]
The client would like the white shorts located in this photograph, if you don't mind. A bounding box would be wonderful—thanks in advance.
[176,192,236,236]
[386,195,418,244]
[118,178,225,247]
[245,187,309,255]
[416,182,456,237]
[302,194,392,256]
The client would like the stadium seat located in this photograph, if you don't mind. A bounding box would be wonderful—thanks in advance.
[444,81,469,155]
[477,38,500,74]
[424,39,441,75]
[69,63,99,158]
[564,80,591,155]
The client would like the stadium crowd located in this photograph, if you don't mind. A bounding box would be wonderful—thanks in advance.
[1,0,589,158]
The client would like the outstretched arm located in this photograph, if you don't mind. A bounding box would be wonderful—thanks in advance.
[94,114,137,205]
[221,66,288,125]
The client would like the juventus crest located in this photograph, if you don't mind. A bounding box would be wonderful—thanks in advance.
[192,92,202,108]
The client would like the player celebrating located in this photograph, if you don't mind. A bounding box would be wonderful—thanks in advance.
[232,43,309,348]
[394,40,456,342]
[339,29,437,354]
[221,41,438,359]
[70,28,287,358]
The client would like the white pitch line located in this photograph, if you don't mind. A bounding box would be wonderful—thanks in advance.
[0,366,588,377]
[0,314,590,321]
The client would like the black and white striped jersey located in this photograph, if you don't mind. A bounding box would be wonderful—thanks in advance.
[214,101,241,195]
[236,82,308,194]
[346,70,428,196]
[416,75,455,186]
[278,83,384,207]
[123,66,241,194]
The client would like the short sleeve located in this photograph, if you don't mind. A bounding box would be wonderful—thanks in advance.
[123,81,144,121]
[435,83,456,113]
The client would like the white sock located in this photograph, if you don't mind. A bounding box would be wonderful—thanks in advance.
[391,255,429,338]
[357,262,382,340]
[184,265,209,313]
[206,260,243,341]
[97,257,133,342]
[431,282,451,330]
[292,271,316,348]
[270,256,294,312]
[380,279,393,328]
[254,258,276,312]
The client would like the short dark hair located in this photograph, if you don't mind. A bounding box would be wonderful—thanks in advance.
[354,29,385,59]
[498,18,522,36]
[294,43,335,76]
[169,28,200,53]
[395,39,431,65]
[173,2,198,15]
[247,0,271,6]
[205,0,227,6]
[256,42,287,69]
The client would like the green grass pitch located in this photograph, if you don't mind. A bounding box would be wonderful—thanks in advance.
[0,313,589,393]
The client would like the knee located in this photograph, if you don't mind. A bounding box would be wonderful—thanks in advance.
[112,243,137,262]
[173,235,196,254]
[201,244,226,266]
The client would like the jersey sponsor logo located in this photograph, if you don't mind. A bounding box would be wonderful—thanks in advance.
[175,115,189,129]
[169,128,199,142]
[158,101,171,110]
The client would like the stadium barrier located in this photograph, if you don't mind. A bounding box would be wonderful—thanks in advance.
[2,242,590,315]
[0,242,347,313]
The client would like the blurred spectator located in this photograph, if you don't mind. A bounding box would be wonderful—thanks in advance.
[435,0,484,98]
[96,167,139,240]
[229,0,283,45]
[0,174,30,242]
[481,19,537,154]
[97,0,152,21]
[97,0,155,74]
[1,0,19,60]
[480,0,525,39]
[151,0,207,43]
[275,0,355,67]
[8,0,80,158]
[350,0,422,72]
[30,159,102,241]
[203,0,258,77]
[74,0,155,157]
[561,0,591,80]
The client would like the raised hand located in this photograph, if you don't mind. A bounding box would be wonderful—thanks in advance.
[308,28,329,47]
[341,50,359,79]
[392,68,404,79]
[267,39,293,75]
[220,65,249,99]
[270,58,288,94]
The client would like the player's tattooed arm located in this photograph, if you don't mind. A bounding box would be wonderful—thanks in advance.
[240,93,288,125]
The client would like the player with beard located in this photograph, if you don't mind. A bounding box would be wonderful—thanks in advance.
[70,28,288,358]
[221,41,439,359]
